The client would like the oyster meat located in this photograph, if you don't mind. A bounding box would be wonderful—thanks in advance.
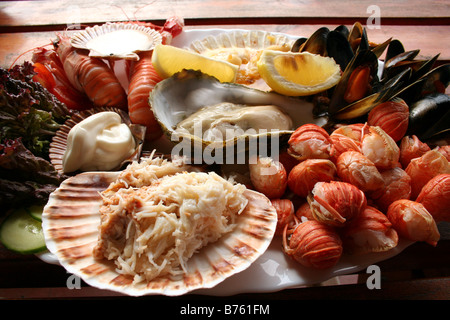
[175,102,294,142]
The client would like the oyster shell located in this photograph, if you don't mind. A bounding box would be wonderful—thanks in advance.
[42,171,277,296]
[150,70,327,156]
[49,107,146,175]
[70,22,163,60]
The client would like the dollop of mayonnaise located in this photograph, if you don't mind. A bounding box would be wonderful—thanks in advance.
[62,112,136,173]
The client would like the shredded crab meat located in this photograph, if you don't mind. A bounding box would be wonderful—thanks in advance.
[93,155,248,284]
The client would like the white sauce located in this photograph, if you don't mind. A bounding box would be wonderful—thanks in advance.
[62,111,136,173]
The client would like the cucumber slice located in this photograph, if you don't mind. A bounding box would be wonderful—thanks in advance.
[0,207,47,254]
[26,204,44,222]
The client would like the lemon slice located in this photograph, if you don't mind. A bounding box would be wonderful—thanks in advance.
[152,44,239,83]
[257,50,341,96]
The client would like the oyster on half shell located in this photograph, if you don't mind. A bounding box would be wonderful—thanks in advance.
[150,70,328,154]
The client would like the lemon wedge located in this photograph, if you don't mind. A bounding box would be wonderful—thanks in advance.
[257,50,341,96]
[151,44,239,83]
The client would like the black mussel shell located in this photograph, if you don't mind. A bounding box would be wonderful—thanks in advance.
[334,25,350,39]
[371,37,392,59]
[327,30,354,71]
[420,63,450,95]
[348,22,364,50]
[291,37,307,52]
[384,39,405,63]
[394,61,449,104]
[382,49,421,80]
[300,27,330,56]
[409,54,440,83]
[407,93,450,140]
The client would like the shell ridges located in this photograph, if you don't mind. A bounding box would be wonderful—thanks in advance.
[42,171,277,296]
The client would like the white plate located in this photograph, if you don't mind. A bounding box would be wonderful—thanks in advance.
[38,28,411,296]
[37,235,412,296]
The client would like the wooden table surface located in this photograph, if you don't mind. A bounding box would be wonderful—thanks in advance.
[0,0,449,303]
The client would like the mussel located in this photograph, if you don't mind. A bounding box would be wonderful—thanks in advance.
[291,22,391,75]
[334,25,350,39]
[326,30,354,71]
[382,49,421,80]
[407,93,450,142]
[327,49,380,117]
[348,21,366,52]
[304,23,449,125]
[392,60,450,105]
[420,63,450,95]
[292,27,330,56]
[291,23,399,122]
[384,39,405,63]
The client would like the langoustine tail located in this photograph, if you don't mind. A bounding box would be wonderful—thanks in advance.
[127,51,164,141]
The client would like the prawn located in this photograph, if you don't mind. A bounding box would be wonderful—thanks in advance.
[127,51,164,140]
[54,33,128,110]
[341,206,399,255]
[387,199,440,246]
[288,124,333,161]
[127,16,185,141]
[335,150,385,194]
[32,46,94,110]
[282,219,343,269]
[249,156,288,199]
[271,199,295,236]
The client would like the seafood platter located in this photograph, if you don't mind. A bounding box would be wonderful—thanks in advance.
[0,17,449,297]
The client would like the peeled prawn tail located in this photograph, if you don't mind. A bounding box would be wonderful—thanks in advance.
[55,34,127,110]
[127,51,164,141]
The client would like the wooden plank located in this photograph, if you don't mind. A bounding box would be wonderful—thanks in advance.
[1,24,449,69]
[235,278,450,300]
[0,0,449,29]
[1,277,449,299]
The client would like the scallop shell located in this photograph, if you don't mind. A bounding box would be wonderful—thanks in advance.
[42,171,277,296]
[71,22,163,60]
[49,107,146,175]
